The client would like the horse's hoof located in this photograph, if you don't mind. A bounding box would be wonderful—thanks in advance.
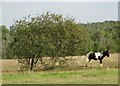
[100,64,103,66]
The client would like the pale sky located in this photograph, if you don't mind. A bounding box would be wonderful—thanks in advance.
[1,2,118,28]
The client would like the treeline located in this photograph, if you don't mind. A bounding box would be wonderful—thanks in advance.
[1,12,120,70]
[80,21,120,53]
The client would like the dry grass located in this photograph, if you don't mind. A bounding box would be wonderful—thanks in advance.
[1,53,119,72]
[1,59,19,73]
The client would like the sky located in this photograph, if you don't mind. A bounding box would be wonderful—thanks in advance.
[1,1,119,28]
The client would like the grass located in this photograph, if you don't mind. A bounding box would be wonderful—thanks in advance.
[2,68,118,84]
[1,53,119,84]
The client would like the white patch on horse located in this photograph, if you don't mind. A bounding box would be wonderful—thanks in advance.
[95,52,102,60]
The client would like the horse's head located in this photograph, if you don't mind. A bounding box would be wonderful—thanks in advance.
[103,50,109,57]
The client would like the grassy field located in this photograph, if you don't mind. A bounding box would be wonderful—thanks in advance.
[1,53,119,84]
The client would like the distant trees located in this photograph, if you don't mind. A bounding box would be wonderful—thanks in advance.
[0,26,2,59]
[1,12,120,71]
[80,21,120,53]
[1,26,11,59]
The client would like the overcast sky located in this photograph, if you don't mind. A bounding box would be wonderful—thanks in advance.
[2,2,118,28]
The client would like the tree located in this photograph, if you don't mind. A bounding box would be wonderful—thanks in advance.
[9,12,85,71]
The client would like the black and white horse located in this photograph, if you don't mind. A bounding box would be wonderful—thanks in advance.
[86,50,110,66]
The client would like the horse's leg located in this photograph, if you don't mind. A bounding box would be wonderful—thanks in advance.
[88,59,91,62]
[100,60,103,66]
[88,59,91,66]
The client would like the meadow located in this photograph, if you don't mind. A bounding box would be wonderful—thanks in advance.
[1,53,119,84]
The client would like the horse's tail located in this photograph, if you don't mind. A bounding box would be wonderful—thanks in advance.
[87,53,90,57]
[85,52,91,66]
[86,51,93,61]
[86,54,89,62]
[85,51,93,66]
[86,52,90,62]
[87,51,93,57]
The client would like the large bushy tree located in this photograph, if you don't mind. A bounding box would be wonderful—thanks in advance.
[9,12,85,71]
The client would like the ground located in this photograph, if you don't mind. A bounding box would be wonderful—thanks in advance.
[1,53,119,84]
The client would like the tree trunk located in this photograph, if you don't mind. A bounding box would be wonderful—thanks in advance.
[30,57,34,71]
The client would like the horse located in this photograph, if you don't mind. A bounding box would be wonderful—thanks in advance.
[85,50,110,66]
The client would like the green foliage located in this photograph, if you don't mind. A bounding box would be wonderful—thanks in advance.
[1,26,11,59]
[0,26,1,59]
[80,21,120,53]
